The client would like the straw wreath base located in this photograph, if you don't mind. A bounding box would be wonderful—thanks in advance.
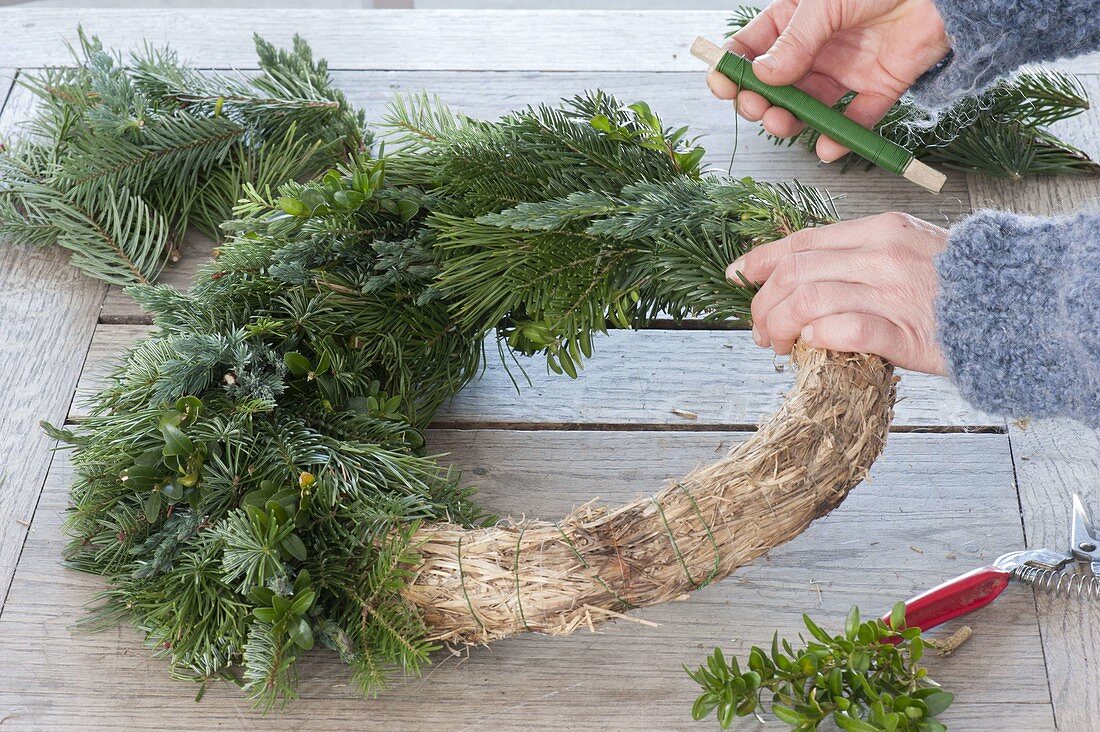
[403,343,897,645]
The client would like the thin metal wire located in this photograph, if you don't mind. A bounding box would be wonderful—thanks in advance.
[651,495,699,589]
[456,536,487,631]
[552,521,638,609]
[513,525,533,632]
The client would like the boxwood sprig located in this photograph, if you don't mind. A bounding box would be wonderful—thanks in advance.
[687,604,955,731]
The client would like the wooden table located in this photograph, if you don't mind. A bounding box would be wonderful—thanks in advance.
[0,9,1098,731]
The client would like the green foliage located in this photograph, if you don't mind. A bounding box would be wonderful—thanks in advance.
[389,91,834,375]
[50,31,1067,707]
[52,78,842,706]
[687,605,954,731]
[0,30,365,284]
[727,7,1099,180]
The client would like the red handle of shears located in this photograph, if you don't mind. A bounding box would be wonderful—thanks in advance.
[880,565,1013,639]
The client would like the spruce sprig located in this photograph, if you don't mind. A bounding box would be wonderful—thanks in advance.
[0,29,366,285]
[687,605,954,731]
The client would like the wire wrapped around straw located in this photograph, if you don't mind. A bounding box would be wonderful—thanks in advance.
[404,344,897,644]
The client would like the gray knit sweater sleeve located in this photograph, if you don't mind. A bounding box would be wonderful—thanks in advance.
[910,0,1100,108]
[911,1,1100,423]
[936,212,1100,424]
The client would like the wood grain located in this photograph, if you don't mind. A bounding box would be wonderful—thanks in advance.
[0,84,107,612]
[69,324,999,429]
[0,7,1096,77]
[0,9,728,69]
[967,75,1100,218]
[0,431,1051,730]
[1009,421,1100,731]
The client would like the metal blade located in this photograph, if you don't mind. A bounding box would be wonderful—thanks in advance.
[1070,494,1100,574]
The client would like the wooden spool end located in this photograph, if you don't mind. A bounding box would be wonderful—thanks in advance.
[690,36,725,67]
[903,158,948,194]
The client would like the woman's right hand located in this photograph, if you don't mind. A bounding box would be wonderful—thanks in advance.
[706,0,950,163]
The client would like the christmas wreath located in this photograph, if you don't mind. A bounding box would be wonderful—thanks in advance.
[3,32,1089,707]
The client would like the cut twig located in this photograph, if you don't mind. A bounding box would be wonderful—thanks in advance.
[927,625,973,656]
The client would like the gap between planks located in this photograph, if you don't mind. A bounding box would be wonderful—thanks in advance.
[70,323,1000,430]
[0,81,108,615]
[0,69,16,116]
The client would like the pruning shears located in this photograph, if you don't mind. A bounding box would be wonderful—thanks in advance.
[884,494,1100,633]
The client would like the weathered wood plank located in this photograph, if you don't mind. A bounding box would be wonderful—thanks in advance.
[0,83,107,611]
[0,9,725,70]
[0,431,1049,729]
[0,7,1097,77]
[98,69,971,323]
[1009,421,1100,731]
[70,324,999,429]
[968,74,1100,731]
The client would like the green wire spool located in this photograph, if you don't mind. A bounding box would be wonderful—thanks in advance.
[691,37,945,193]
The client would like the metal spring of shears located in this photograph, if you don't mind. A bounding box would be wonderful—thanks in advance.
[884,494,1100,634]
[1012,564,1100,601]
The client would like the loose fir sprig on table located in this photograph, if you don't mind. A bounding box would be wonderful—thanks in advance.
[727,6,1100,180]
[0,30,365,285]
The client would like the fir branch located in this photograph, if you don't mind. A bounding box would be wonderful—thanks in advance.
[0,30,366,285]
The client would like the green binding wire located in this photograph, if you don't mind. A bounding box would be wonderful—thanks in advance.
[714,51,914,175]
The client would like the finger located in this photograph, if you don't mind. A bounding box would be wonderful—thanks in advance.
[727,220,879,285]
[706,68,739,100]
[817,91,899,163]
[761,281,887,355]
[753,1,835,86]
[724,34,758,61]
[796,70,849,106]
[800,312,908,363]
[728,3,790,59]
[749,249,882,342]
[762,105,802,138]
[760,72,848,138]
[736,90,771,122]
[709,25,782,102]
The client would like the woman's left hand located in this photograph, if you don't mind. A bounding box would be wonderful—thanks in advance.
[728,212,949,375]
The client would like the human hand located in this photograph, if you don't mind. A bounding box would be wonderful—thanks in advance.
[728,212,949,375]
[706,0,950,163]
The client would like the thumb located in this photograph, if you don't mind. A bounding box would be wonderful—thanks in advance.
[753,3,834,85]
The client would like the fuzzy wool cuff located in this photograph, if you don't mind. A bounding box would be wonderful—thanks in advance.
[936,211,1100,424]
[910,0,1100,110]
